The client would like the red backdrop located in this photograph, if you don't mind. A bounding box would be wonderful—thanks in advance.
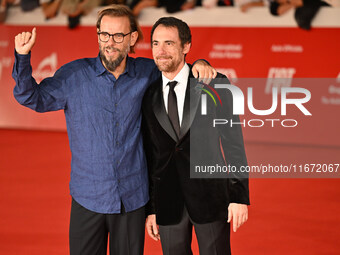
[0,25,339,146]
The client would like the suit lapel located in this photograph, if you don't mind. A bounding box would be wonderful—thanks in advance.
[152,77,178,142]
[179,71,202,140]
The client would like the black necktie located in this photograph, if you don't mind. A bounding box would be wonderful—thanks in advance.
[167,81,180,138]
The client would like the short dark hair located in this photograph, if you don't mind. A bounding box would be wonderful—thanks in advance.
[96,4,143,53]
[151,17,192,47]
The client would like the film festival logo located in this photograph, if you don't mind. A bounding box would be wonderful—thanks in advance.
[197,79,312,128]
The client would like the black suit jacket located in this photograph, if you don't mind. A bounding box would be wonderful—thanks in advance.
[142,70,249,226]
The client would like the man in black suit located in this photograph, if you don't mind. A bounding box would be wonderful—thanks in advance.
[142,17,250,255]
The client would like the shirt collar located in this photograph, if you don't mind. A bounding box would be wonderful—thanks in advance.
[125,55,136,77]
[95,54,136,77]
[95,54,107,76]
[162,63,189,90]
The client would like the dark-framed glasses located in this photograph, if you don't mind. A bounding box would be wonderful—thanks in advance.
[97,31,133,43]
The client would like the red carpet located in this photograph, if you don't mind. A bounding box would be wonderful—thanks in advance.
[0,129,339,255]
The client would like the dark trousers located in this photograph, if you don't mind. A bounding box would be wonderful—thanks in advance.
[69,199,145,255]
[159,207,231,255]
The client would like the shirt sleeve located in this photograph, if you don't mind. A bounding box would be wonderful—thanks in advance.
[12,51,67,113]
[149,60,162,84]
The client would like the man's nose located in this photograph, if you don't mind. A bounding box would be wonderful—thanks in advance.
[158,44,166,54]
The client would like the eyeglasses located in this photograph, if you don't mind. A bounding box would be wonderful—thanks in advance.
[97,31,133,43]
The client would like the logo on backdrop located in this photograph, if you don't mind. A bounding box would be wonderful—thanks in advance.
[265,67,296,94]
[32,53,58,83]
[209,44,243,59]
[0,57,12,81]
[321,76,340,105]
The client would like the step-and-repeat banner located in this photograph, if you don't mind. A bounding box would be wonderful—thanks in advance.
[0,25,339,146]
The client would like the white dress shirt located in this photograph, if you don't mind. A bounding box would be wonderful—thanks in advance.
[162,63,190,126]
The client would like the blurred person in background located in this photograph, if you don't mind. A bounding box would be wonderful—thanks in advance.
[269,0,303,15]
[21,0,63,13]
[61,0,127,28]
[61,0,104,28]
[0,0,18,23]
[41,0,63,19]
[269,0,331,30]
[201,0,235,7]
[0,0,64,23]
[129,0,157,16]
[130,0,199,16]
[237,0,266,12]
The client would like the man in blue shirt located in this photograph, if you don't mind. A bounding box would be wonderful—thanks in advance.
[12,4,216,255]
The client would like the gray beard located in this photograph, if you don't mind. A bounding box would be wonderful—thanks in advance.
[100,50,125,72]
[99,43,130,72]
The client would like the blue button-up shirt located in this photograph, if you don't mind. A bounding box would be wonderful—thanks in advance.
[12,52,160,213]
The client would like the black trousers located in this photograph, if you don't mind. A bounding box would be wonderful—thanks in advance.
[69,199,145,255]
[159,207,231,255]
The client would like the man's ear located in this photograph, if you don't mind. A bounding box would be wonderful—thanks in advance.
[130,31,139,47]
[183,43,191,55]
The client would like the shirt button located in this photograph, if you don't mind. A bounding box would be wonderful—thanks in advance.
[116,122,119,126]
[116,141,119,146]
[115,103,118,107]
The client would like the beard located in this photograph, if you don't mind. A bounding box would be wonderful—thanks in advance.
[99,44,130,72]
[155,56,178,73]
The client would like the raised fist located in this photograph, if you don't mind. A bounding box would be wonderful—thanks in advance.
[15,28,37,55]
